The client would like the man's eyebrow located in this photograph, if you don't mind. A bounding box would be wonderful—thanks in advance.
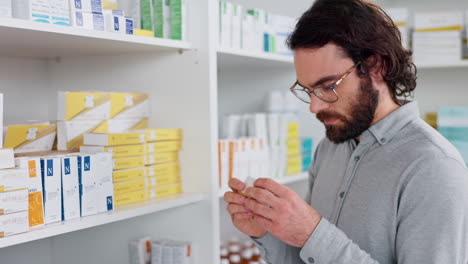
[309,74,342,88]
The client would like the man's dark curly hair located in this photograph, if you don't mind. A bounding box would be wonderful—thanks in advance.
[287,0,417,104]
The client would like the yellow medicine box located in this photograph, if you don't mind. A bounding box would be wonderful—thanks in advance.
[145,152,179,166]
[146,129,183,142]
[113,156,145,171]
[147,183,183,199]
[114,178,146,195]
[146,162,180,178]
[147,141,182,153]
[81,144,146,157]
[84,132,146,146]
[287,156,302,175]
[113,167,146,183]
[115,189,146,206]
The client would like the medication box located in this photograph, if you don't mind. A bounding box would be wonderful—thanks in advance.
[41,157,62,224]
[4,123,57,154]
[146,128,182,142]
[61,156,80,221]
[80,144,145,157]
[147,183,182,199]
[57,91,111,121]
[12,0,50,23]
[146,162,180,178]
[0,168,28,193]
[114,178,146,195]
[50,0,70,26]
[113,167,145,183]
[0,149,15,169]
[95,153,114,213]
[170,0,187,40]
[147,141,182,153]
[110,92,150,119]
[71,11,106,31]
[145,152,179,166]
[113,155,145,171]
[84,132,146,146]
[57,119,108,151]
[15,157,45,227]
[78,154,98,217]
[0,211,29,237]
[104,13,125,33]
[69,0,103,14]
[0,0,11,18]
[115,189,146,206]
[107,118,149,133]
[0,189,28,215]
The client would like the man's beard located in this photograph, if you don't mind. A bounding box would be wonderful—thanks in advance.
[317,76,379,144]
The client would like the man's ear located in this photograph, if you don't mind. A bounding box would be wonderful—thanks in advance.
[366,55,386,82]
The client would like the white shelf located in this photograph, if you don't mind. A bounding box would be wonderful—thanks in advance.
[218,172,309,198]
[217,47,294,70]
[417,60,468,69]
[0,193,204,249]
[0,18,191,58]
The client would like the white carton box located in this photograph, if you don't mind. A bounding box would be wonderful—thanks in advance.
[57,119,108,151]
[71,11,105,31]
[15,157,45,227]
[69,0,103,14]
[124,17,134,35]
[0,149,14,169]
[0,189,28,215]
[61,156,80,220]
[219,1,232,48]
[4,122,57,154]
[231,4,242,49]
[414,11,464,31]
[0,211,29,237]
[12,0,50,23]
[104,13,125,33]
[78,154,98,217]
[50,0,70,26]
[241,11,255,51]
[41,157,62,224]
[0,0,12,18]
[0,168,28,193]
[95,152,114,213]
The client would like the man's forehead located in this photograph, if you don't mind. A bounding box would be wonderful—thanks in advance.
[294,44,351,82]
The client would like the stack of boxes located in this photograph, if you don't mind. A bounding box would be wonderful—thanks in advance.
[437,106,468,166]
[57,91,149,152]
[0,149,29,237]
[219,1,296,56]
[81,128,183,207]
[412,11,464,64]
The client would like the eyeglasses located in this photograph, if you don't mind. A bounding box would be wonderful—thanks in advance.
[290,63,360,104]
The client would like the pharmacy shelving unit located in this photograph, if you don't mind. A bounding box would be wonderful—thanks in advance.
[0,193,204,249]
[0,0,221,263]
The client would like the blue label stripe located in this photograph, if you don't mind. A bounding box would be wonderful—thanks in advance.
[47,159,53,176]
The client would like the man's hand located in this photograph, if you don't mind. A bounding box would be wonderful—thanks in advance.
[224,178,267,238]
[243,178,322,248]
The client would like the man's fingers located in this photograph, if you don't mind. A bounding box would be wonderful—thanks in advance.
[245,198,275,219]
[253,214,274,231]
[224,191,247,205]
[229,178,246,192]
[227,203,251,215]
[244,186,280,208]
[254,178,292,198]
[232,212,254,220]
